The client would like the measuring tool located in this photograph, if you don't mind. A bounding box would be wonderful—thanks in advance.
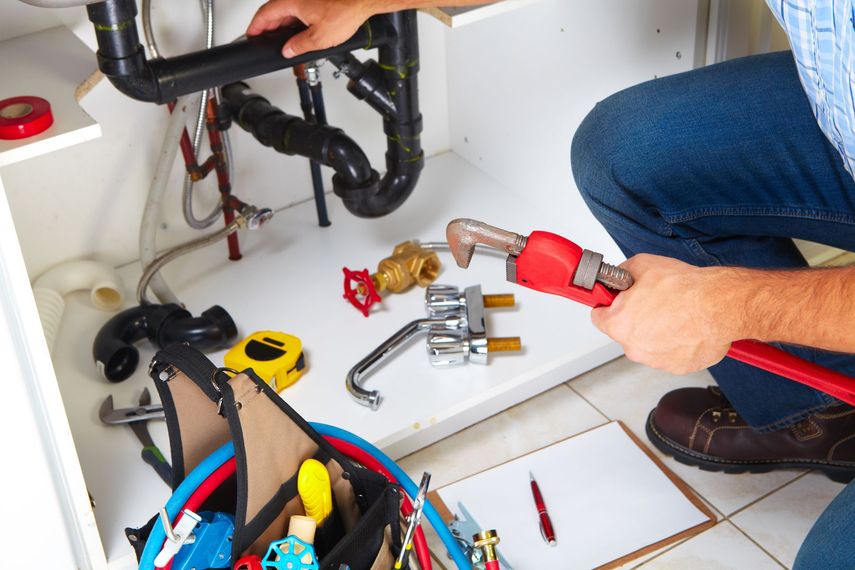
[224,331,305,391]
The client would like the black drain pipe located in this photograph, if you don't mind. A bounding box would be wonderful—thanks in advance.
[86,0,393,104]
[327,10,424,217]
[222,83,375,190]
[86,0,422,217]
[223,11,423,218]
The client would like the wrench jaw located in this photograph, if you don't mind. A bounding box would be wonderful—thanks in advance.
[446,218,528,269]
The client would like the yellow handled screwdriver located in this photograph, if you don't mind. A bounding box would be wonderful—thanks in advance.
[298,459,333,525]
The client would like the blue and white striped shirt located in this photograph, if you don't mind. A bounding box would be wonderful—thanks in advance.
[767,0,855,175]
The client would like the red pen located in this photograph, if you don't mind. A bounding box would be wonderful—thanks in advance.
[529,471,557,546]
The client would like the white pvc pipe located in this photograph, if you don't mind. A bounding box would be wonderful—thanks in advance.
[139,94,202,305]
[32,260,124,352]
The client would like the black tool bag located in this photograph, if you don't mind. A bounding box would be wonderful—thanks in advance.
[126,343,404,569]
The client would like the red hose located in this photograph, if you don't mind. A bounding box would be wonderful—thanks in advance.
[325,437,434,570]
[485,561,500,570]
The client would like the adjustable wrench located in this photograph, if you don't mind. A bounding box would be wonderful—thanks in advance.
[446,218,855,406]
[100,388,171,484]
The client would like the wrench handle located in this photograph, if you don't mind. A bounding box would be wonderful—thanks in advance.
[142,446,173,486]
[513,231,855,406]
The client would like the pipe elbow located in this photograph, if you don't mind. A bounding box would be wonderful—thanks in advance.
[33,259,124,310]
[326,133,374,187]
[103,73,161,104]
[93,303,237,382]
[33,259,125,353]
[158,305,237,349]
[332,154,424,218]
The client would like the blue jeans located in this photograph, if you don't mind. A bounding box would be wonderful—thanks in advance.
[795,480,855,568]
[571,50,855,431]
[571,50,855,568]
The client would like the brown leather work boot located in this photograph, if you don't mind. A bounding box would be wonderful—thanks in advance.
[646,386,855,483]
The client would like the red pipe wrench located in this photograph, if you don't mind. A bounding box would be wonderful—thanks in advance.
[446,218,855,406]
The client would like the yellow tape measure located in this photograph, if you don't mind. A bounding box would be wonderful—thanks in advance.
[224,331,305,391]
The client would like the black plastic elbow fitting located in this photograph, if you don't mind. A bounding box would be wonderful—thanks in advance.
[93,303,237,382]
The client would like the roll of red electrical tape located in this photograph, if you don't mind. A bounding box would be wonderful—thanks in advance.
[0,96,53,140]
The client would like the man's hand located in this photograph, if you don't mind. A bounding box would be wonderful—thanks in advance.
[247,0,378,58]
[591,254,738,374]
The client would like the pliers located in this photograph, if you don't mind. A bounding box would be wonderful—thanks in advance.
[99,388,172,485]
[446,218,855,406]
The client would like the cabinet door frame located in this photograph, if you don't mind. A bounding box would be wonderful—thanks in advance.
[0,174,107,569]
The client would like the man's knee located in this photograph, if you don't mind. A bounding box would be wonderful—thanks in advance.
[571,83,659,211]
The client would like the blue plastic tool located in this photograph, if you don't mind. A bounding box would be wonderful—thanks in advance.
[171,512,234,570]
[261,535,319,570]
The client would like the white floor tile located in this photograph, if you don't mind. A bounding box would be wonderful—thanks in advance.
[731,472,846,568]
[639,521,782,569]
[397,384,607,489]
[570,357,804,516]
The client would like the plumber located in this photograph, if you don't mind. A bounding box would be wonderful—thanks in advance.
[246,1,855,566]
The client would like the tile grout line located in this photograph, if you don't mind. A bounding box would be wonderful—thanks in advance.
[721,471,814,569]
[725,470,811,520]
[726,520,790,569]
[565,380,612,422]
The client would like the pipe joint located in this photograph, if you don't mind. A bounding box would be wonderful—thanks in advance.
[93,303,237,382]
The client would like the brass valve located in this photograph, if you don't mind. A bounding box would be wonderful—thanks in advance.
[344,241,443,316]
[372,240,441,294]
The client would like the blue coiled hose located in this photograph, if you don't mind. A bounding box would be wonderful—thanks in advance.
[139,425,472,570]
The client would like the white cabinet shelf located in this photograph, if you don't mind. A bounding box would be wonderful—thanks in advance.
[49,151,620,566]
[0,26,101,168]
[422,1,543,27]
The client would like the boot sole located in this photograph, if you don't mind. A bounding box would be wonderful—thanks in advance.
[645,410,855,484]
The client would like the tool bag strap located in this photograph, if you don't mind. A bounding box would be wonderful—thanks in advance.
[148,343,234,488]
[147,343,402,567]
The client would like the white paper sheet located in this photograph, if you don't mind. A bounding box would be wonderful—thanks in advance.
[436,422,711,569]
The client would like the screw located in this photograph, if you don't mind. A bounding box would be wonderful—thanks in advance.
[676,51,682,59]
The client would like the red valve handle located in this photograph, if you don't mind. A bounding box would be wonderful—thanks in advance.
[233,555,262,570]
[512,231,855,406]
[342,267,382,317]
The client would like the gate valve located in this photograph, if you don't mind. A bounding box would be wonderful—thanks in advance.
[342,267,381,317]
[342,240,442,317]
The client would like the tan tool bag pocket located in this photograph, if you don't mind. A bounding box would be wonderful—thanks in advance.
[128,343,404,569]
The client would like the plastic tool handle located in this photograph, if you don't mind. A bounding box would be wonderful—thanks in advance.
[297,459,333,525]
[513,231,855,406]
[142,446,173,485]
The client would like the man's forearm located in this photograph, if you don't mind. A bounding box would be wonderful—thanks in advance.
[715,265,855,352]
